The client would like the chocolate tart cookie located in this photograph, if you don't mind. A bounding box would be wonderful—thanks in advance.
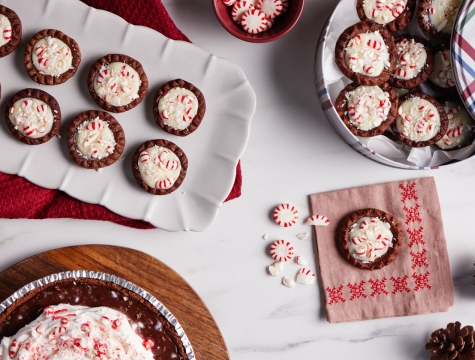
[390,91,448,147]
[0,5,21,58]
[335,82,398,137]
[24,29,81,85]
[0,277,188,359]
[153,79,206,137]
[389,35,433,89]
[335,21,397,86]
[428,42,458,96]
[87,54,148,113]
[66,110,126,169]
[132,139,188,195]
[338,208,403,271]
[417,0,462,40]
[356,0,415,32]
[4,88,61,145]
[435,99,474,150]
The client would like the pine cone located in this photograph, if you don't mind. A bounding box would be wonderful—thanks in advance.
[426,322,475,360]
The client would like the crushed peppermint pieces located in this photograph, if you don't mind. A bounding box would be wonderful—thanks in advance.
[305,214,330,226]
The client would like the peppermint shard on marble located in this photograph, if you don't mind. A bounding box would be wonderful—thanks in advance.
[296,268,316,285]
[305,214,330,226]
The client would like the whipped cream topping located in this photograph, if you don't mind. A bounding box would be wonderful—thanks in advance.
[138,146,181,190]
[345,85,391,130]
[345,31,390,77]
[0,304,155,360]
[436,101,474,149]
[396,97,441,141]
[429,0,462,33]
[430,49,455,88]
[32,37,73,77]
[158,87,198,130]
[393,38,427,80]
[75,117,116,159]
[363,0,407,24]
[0,14,11,47]
[94,62,141,107]
[349,217,393,262]
[8,98,54,138]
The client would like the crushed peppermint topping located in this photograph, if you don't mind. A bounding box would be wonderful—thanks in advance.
[363,0,407,24]
[393,38,427,80]
[436,101,474,149]
[0,14,12,47]
[75,117,116,159]
[346,85,391,130]
[349,217,393,262]
[396,97,441,141]
[32,37,73,77]
[429,0,462,33]
[8,98,54,138]
[94,62,141,107]
[138,145,181,190]
[344,31,390,77]
[158,87,198,131]
[430,49,455,88]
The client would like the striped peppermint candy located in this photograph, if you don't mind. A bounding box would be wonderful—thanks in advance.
[270,240,294,262]
[241,9,267,34]
[160,159,180,170]
[232,1,255,23]
[139,151,150,163]
[274,203,298,227]
[3,26,12,41]
[223,0,237,5]
[296,268,316,284]
[263,16,275,31]
[85,120,104,131]
[23,125,36,137]
[256,0,283,19]
[305,214,330,226]
[156,177,175,189]
[281,0,289,13]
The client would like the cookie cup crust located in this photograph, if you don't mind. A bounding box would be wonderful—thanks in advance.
[0,5,22,58]
[335,20,397,85]
[153,79,206,137]
[132,139,188,195]
[417,0,451,40]
[87,54,148,113]
[24,29,81,85]
[4,88,61,145]
[338,208,403,271]
[66,110,126,169]
[335,82,399,137]
[390,91,448,147]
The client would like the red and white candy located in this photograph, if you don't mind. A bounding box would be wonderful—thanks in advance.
[295,256,308,265]
[139,151,150,163]
[223,0,237,5]
[274,203,298,227]
[85,121,104,131]
[232,1,255,22]
[241,9,268,34]
[257,0,283,19]
[156,177,175,189]
[270,240,294,262]
[3,26,12,41]
[296,268,316,285]
[230,0,287,34]
[305,214,330,226]
[160,159,180,170]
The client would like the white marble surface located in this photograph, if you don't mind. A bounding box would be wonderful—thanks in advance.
[0,0,474,359]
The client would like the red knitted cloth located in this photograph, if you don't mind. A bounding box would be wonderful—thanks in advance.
[0,0,242,229]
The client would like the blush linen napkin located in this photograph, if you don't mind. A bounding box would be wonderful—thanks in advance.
[0,0,242,229]
[310,177,454,323]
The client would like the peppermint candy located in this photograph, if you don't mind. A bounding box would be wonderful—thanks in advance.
[232,1,255,22]
[270,240,294,262]
[223,0,237,6]
[305,214,330,226]
[274,203,298,227]
[257,0,283,19]
[268,261,284,276]
[156,178,175,189]
[241,9,268,34]
[282,276,296,288]
[295,256,308,265]
[231,0,287,34]
[296,268,316,285]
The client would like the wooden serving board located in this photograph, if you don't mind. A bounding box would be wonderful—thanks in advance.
[0,245,229,360]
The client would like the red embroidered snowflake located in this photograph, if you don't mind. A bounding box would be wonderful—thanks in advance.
[368,278,389,296]
[413,272,432,291]
[390,275,410,294]
[407,227,425,247]
[347,281,367,301]
[400,182,418,202]
[403,204,422,225]
[410,249,429,269]
[326,285,345,305]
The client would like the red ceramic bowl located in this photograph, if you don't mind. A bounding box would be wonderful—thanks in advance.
[212,0,304,43]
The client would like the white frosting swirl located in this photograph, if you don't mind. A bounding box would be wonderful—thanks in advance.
[395,97,441,141]
[0,14,11,47]
[345,31,390,77]
[138,146,181,189]
[430,49,455,88]
[0,304,154,360]
[75,117,116,159]
[429,0,462,33]
[158,87,198,130]
[436,102,474,149]
[363,0,407,25]
[32,37,73,76]
[349,217,393,262]
[94,62,141,107]
[393,38,427,80]
[345,85,391,130]
[8,98,54,138]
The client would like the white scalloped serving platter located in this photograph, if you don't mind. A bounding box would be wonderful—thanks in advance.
[0,0,255,231]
